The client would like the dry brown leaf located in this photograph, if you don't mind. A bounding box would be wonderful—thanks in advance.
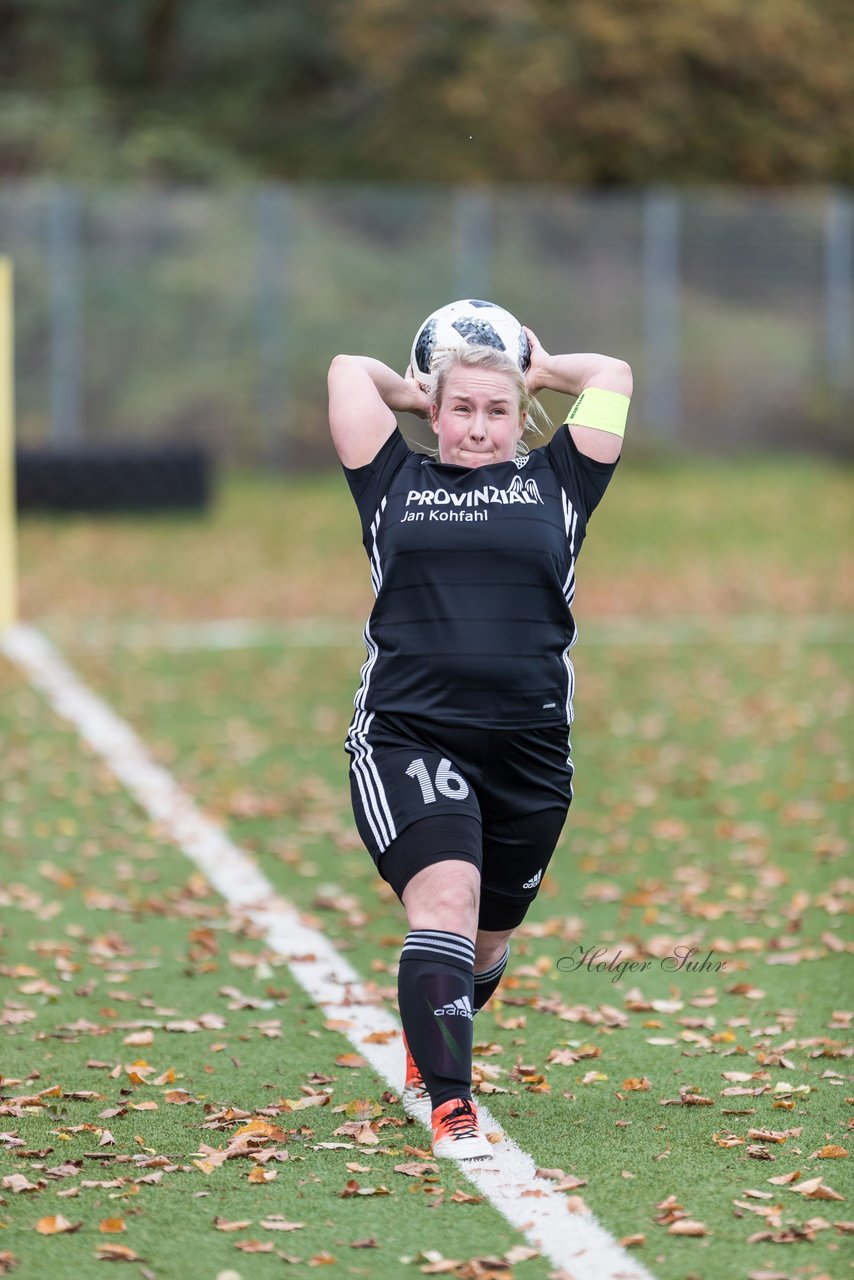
[163,1090,195,1105]
[2,1175,40,1194]
[258,1218,305,1231]
[335,1053,368,1069]
[214,1217,253,1232]
[95,1243,141,1261]
[748,1129,789,1144]
[343,1099,383,1120]
[713,1133,744,1148]
[555,1175,588,1191]
[789,1176,844,1201]
[394,1162,437,1177]
[667,1219,710,1236]
[338,1180,390,1198]
[98,1219,126,1234]
[247,1166,276,1183]
[811,1144,848,1158]
[34,1215,81,1236]
[233,1240,274,1253]
[503,1246,539,1263]
[122,1030,153,1047]
[280,1095,329,1112]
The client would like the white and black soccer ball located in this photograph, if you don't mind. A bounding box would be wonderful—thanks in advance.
[410,299,531,393]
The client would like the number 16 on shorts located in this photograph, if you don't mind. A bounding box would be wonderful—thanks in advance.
[406,756,470,804]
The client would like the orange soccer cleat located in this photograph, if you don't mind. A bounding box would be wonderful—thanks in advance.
[401,1031,432,1124]
[430,1096,492,1161]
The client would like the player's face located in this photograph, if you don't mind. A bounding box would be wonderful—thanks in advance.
[431,368,525,468]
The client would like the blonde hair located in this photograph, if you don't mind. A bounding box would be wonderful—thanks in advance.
[430,344,550,456]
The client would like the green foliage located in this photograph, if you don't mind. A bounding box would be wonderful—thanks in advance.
[1,0,853,183]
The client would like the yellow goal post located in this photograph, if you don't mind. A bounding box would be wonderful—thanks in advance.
[0,257,17,630]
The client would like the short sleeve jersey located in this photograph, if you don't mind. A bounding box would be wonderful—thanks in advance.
[342,426,618,729]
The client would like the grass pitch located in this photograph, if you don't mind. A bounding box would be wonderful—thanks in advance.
[2,454,852,1280]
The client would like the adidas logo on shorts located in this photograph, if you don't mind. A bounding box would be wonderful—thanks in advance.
[434,996,473,1020]
[522,868,544,890]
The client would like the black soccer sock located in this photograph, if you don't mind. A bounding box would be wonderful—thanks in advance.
[473,943,510,1012]
[397,929,475,1110]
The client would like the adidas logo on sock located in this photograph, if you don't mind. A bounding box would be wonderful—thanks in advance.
[522,868,543,890]
[434,995,473,1020]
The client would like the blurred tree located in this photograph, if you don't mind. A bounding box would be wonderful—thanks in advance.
[0,0,851,184]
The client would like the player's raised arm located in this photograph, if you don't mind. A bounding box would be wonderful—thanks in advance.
[524,329,633,463]
[328,355,429,469]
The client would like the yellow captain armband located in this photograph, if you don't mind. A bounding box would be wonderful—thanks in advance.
[564,387,630,438]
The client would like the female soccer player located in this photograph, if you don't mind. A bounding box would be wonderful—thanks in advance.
[327,327,631,1160]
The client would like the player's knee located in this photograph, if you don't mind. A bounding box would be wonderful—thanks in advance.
[475,930,513,971]
[403,862,480,938]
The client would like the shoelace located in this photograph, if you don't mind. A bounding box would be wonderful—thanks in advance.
[441,1101,479,1138]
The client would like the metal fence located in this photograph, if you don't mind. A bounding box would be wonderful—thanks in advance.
[0,183,851,465]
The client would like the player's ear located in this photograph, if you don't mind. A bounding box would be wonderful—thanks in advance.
[429,403,439,435]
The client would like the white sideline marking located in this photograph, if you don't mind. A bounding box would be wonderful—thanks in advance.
[2,623,656,1280]
[38,613,853,653]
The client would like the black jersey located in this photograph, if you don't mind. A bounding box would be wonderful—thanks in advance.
[342,425,617,730]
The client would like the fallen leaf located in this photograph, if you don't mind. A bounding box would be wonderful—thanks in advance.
[2,1175,40,1194]
[95,1243,141,1261]
[214,1217,253,1232]
[163,1090,195,1105]
[34,1216,81,1235]
[98,1219,126,1234]
[667,1219,709,1236]
[713,1133,744,1148]
[394,1162,437,1177]
[122,1031,153,1047]
[789,1176,844,1201]
[339,1180,390,1198]
[232,1118,287,1141]
[504,1246,539,1263]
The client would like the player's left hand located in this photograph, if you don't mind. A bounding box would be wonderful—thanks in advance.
[403,364,432,418]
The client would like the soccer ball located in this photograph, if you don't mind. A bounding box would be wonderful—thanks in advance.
[410,299,531,393]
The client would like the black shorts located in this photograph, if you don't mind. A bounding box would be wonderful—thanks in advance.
[345,711,573,930]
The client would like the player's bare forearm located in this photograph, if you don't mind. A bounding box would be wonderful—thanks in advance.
[523,328,632,399]
[331,355,429,416]
[532,351,633,399]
